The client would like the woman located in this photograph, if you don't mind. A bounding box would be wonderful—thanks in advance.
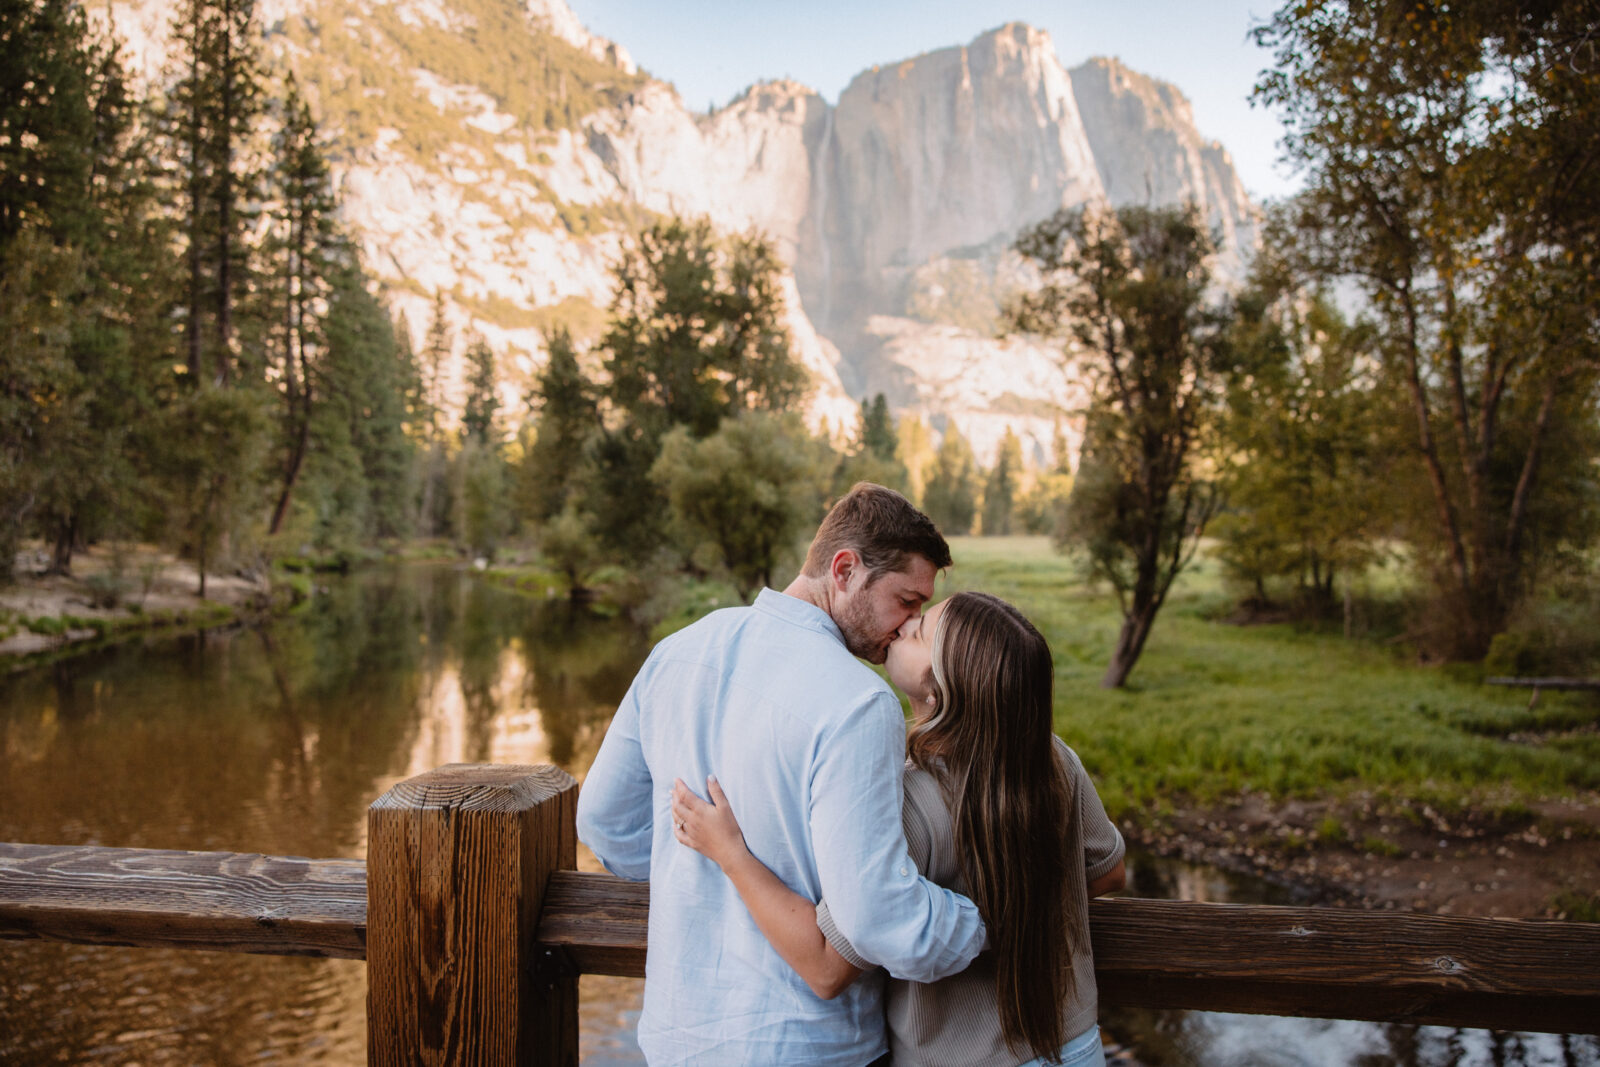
[672,591,1125,1066]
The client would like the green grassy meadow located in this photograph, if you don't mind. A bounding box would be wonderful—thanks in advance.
[939,537,1600,823]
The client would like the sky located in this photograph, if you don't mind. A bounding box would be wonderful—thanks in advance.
[564,0,1301,202]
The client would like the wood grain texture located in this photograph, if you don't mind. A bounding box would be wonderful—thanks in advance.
[535,870,648,977]
[8,800,1600,1040]
[366,763,579,1067]
[0,842,366,958]
[530,878,1600,1035]
[1088,897,1600,1034]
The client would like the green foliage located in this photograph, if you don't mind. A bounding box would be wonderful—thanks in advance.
[578,422,664,560]
[1008,203,1230,687]
[149,383,273,597]
[1482,576,1600,679]
[0,2,169,579]
[518,327,596,522]
[1550,890,1600,923]
[922,422,979,535]
[1015,425,1075,535]
[264,74,344,537]
[651,411,831,601]
[602,217,808,440]
[584,216,811,558]
[980,427,1023,535]
[1254,0,1600,658]
[897,415,937,506]
[457,439,509,559]
[538,504,601,597]
[159,0,271,386]
[296,260,418,547]
[0,231,81,580]
[1214,223,1391,609]
[364,0,644,134]
[834,393,909,495]
[0,0,106,245]
[460,334,500,448]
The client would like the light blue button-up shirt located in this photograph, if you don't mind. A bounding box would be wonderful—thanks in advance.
[577,588,987,1066]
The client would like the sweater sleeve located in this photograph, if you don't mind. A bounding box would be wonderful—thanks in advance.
[1056,736,1125,881]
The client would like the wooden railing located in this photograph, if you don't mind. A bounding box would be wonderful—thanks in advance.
[3,763,1598,1064]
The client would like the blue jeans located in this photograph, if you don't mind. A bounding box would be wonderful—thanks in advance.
[1016,1024,1106,1067]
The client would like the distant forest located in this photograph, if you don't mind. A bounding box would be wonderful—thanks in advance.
[1,0,1595,686]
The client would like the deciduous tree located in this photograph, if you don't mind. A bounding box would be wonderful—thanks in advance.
[1255,0,1600,657]
[1008,203,1229,687]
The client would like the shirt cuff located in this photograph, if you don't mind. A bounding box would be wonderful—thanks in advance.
[814,899,872,970]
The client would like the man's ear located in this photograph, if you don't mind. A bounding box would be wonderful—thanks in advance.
[828,548,860,592]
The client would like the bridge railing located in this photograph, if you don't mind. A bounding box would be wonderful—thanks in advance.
[3,763,1597,1065]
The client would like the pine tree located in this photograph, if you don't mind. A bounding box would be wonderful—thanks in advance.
[415,294,452,536]
[162,0,267,386]
[981,428,1022,536]
[922,423,978,536]
[0,1,161,578]
[313,260,416,544]
[594,215,807,554]
[897,415,936,506]
[266,76,340,535]
[460,335,500,449]
[521,326,597,522]
[834,392,908,495]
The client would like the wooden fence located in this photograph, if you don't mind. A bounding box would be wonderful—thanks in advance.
[2,763,1597,1065]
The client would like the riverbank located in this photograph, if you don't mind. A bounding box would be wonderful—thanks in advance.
[943,536,1600,922]
[1126,788,1600,920]
[0,543,293,667]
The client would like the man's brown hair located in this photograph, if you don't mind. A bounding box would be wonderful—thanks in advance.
[802,482,952,581]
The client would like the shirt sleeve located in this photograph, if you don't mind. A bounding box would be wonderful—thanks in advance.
[809,692,986,983]
[1057,736,1124,881]
[815,763,940,971]
[575,666,654,881]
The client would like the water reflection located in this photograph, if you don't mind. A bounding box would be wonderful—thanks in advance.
[0,564,650,1064]
[2,572,1593,1065]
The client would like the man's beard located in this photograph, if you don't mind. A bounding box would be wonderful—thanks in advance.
[835,592,890,664]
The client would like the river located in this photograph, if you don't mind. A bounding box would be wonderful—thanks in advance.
[0,565,1593,1065]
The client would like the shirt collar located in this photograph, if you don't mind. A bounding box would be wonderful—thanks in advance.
[753,588,845,646]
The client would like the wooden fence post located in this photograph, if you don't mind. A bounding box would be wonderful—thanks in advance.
[367,763,578,1066]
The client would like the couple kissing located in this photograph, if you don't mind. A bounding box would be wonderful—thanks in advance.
[578,483,1125,1067]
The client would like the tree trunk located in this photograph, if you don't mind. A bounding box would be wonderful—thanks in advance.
[197,532,208,600]
[268,416,309,535]
[1102,602,1159,689]
[215,0,233,387]
[49,513,76,576]
[186,40,203,379]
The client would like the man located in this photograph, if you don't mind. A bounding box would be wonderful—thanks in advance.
[577,483,987,1065]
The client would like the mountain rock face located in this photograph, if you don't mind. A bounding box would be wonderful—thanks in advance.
[104,0,1257,464]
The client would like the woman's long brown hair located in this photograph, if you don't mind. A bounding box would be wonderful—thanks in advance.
[907,591,1084,1062]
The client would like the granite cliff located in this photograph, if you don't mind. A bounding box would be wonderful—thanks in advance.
[104,0,1258,464]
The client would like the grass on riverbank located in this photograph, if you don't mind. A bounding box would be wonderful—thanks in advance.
[1,542,310,668]
[940,537,1600,823]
